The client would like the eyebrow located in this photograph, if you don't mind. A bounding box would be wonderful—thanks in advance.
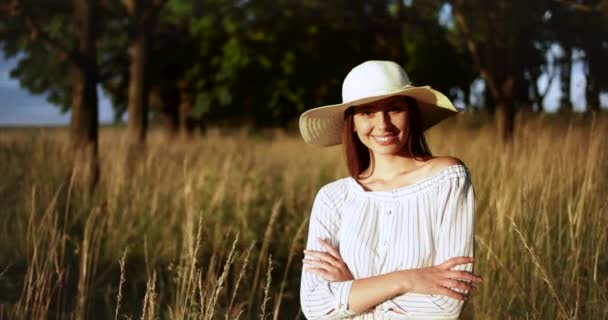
[388,97,408,106]
[354,97,409,112]
[356,102,403,110]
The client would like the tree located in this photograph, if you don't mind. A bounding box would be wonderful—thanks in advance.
[2,0,101,191]
[123,0,166,152]
[451,0,549,142]
[402,1,477,103]
[546,0,608,113]
[577,1,608,113]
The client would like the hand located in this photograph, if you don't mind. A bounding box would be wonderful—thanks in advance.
[303,238,354,282]
[400,256,482,301]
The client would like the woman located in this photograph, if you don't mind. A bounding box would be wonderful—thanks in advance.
[298,60,481,319]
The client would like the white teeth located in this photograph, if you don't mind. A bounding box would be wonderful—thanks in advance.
[372,135,396,144]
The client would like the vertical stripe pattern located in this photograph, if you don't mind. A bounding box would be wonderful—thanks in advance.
[300,164,475,319]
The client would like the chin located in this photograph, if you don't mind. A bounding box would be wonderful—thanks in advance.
[370,145,404,155]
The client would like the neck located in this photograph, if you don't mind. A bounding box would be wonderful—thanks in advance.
[362,152,425,180]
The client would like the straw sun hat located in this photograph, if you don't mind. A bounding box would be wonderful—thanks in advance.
[299,60,461,146]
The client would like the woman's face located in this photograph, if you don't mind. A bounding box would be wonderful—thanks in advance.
[352,96,410,156]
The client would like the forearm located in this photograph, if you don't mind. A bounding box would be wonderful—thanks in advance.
[347,270,405,313]
[347,259,476,316]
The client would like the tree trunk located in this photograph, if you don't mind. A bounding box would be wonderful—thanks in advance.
[126,35,149,150]
[160,89,179,141]
[498,76,516,142]
[514,72,532,112]
[70,0,99,193]
[496,98,516,142]
[125,0,154,154]
[483,87,496,116]
[585,73,601,113]
[585,54,602,113]
[178,88,193,141]
[559,45,573,112]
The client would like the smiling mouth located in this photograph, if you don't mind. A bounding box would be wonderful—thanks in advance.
[372,133,398,145]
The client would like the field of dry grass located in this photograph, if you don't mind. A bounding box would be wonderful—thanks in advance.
[0,112,607,319]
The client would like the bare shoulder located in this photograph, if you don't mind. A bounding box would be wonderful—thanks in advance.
[426,156,465,175]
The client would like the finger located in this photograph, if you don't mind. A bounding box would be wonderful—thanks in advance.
[304,268,339,281]
[442,279,473,292]
[447,270,482,283]
[438,256,474,270]
[303,250,341,267]
[435,287,466,301]
[317,238,342,259]
[303,250,333,261]
[302,259,335,271]
[304,267,329,278]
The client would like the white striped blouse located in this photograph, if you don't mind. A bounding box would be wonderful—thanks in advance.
[300,164,475,319]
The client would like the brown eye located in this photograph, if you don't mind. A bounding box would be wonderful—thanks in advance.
[388,106,404,113]
[356,108,373,116]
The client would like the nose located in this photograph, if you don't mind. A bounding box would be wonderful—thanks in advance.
[373,111,391,129]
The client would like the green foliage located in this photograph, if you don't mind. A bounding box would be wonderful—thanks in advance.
[3,0,606,128]
[0,0,127,115]
[0,1,74,111]
[12,46,72,112]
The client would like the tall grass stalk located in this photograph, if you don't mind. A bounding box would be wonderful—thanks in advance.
[225,242,255,320]
[114,249,128,320]
[248,200,282,319]
[259,256,273,320]
[272,218,309,320]
[0,114,607,319]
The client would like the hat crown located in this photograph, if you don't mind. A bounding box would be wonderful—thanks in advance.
[342,60,411,103]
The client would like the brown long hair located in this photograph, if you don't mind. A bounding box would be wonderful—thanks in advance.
[342,96,432,178]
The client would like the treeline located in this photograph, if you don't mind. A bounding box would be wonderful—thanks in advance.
[1,0,607,190]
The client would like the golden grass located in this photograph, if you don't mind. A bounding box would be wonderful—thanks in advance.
[0,112,606,319]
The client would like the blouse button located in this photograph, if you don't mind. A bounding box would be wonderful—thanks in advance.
[387,210,392,215]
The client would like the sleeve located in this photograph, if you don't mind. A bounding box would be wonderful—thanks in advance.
[383,170,475,319]
[300,187,357,320]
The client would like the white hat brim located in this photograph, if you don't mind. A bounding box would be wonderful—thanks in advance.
[299,85,459,146]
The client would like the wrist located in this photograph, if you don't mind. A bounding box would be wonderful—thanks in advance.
[394,270,412,294]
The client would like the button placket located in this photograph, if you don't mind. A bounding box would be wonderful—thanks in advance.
[376,204,394,273]
[382,206,394,247]
[384,209,392,247]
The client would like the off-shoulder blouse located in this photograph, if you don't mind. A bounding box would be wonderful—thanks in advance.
[300,164,475,319]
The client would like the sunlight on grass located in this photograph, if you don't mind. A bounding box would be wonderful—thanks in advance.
[0,113,606,319]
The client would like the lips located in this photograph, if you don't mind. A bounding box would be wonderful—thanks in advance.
[372,133,398,145]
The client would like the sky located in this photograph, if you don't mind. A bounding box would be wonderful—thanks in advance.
[0,50,605,126]
[0,55,115,126]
